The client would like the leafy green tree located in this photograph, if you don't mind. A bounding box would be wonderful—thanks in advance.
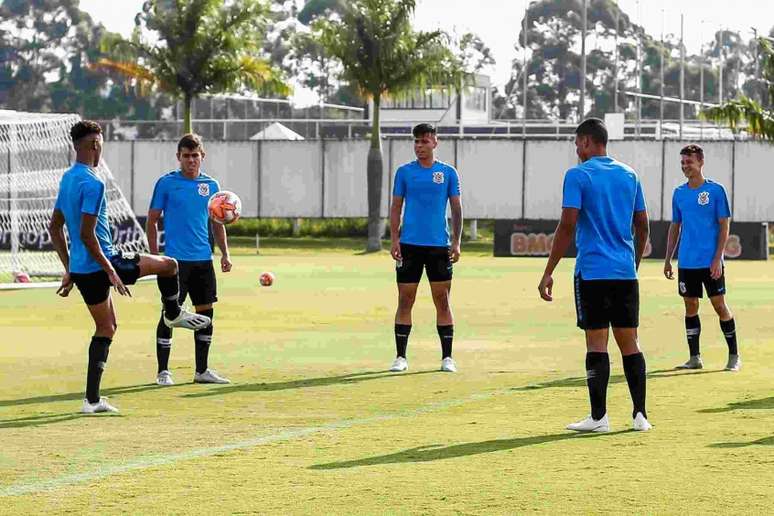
[98,0,289,132]
[315,0,466,251]
[703,38,774,140]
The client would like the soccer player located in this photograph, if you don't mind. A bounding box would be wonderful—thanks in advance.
[48,121,211,414]
[147,133,232,386]
[538,118,652,432]
[389,123,462,373]
[664,144,740,371]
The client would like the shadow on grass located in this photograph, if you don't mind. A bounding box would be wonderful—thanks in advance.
[181,369,440,399]
[310,430,632,469]
[511,368,726,392]
[709,435,774,448]
[698,396,774,414]
[0,383,161,408]
[0,412,88,429]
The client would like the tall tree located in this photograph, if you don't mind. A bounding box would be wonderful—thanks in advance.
[97,0,289,132]
[703,38,774,140]
[315,0,466,251]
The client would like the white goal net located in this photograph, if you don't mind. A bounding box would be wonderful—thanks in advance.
[0,111,148,285]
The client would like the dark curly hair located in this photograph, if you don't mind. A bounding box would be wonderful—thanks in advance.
[70,120,102,143]
[177,133,204,152]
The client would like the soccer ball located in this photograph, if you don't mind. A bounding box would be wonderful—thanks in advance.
[13,271,30,283]
[259,272,275,287]
[208,191,242,225]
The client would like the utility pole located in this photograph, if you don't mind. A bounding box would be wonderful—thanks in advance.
[700,21,705,139]
[614,2,620,112]
[659,9,665,139]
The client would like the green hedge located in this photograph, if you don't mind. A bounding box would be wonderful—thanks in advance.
[226,218,495,240]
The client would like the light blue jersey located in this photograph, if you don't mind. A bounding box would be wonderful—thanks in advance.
[54,162,115,273]
[393,160,460,247]
[149,170,219,261]
[562,155,647,280]
[672,179,731,269]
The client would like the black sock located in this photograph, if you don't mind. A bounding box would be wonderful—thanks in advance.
[157,275,181,320]
[156,313,173,373]
[720,318,738,355]
[685,315,701,357]
[394,324,411,358]
[195,308,214,374]
[437,325,453,359]
[86,336,111,404]
[622,352,647,419]
[585,352,609,421]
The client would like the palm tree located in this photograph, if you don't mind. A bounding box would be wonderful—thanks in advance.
[96,0,289,133]
[703,38,774,140]
[315,0,466,251]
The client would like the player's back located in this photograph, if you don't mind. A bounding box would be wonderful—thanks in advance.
[55,163,114,273]
[563,156,646,280]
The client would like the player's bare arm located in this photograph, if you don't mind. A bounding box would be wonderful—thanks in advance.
[146,208,163,255]
[633,210,649,270]
[390,195,404,261]
[712,217,730,279]
[48,208,73,297]
[539,207,578,302]
[449,195,462,263]
[663,222,681,279]
[80,213,130,296]
[212,221,232,272]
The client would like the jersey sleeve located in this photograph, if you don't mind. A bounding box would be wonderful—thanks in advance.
[447,166,461,197]
[671,190,682,223]
[634,177,647,212]
[561,169,583,209]
[392,166,406,197]
[716,184,731,219]
[80,180,105,215]
[149,178,168,211]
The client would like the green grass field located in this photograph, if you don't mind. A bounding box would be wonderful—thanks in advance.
[1,246,773,514]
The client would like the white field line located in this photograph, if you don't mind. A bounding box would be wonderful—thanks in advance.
[0,387,511,497]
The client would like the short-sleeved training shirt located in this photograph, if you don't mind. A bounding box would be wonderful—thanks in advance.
[393,160,460,247]
[671,179,731,269]
[562,155,647,280]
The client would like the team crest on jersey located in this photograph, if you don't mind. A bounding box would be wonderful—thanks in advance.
[198,183,210,197]
[698,191,710,206]
[432,171,444,184]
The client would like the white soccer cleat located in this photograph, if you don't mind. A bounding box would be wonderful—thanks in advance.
[163,308,211,330]
[440,357,457,373]
[724,354,741,372]
[676,355,703,370]
[81,397,119,414]
[567,414,609,433]
[389,357,408,372]
[194,369,231,384]
[156,370,174,386]
[633,412,653,431]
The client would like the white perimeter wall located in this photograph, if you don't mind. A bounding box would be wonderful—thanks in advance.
[105,139,774,221]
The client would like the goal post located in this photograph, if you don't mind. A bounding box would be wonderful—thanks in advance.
[0,110,148,286]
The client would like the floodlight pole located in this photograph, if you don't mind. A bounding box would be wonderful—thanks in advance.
[635,0,642,136]
[580,0,587,121]
[719,30,724,104]
[679,14,685,140]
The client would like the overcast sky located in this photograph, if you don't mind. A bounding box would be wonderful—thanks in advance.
[80,0,773,102]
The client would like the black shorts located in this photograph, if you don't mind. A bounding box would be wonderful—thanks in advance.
[678,267,726,298]
[178,260,218,306]
[574,275,639,330]
[396,243,452,283]
[71,252,141,306]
